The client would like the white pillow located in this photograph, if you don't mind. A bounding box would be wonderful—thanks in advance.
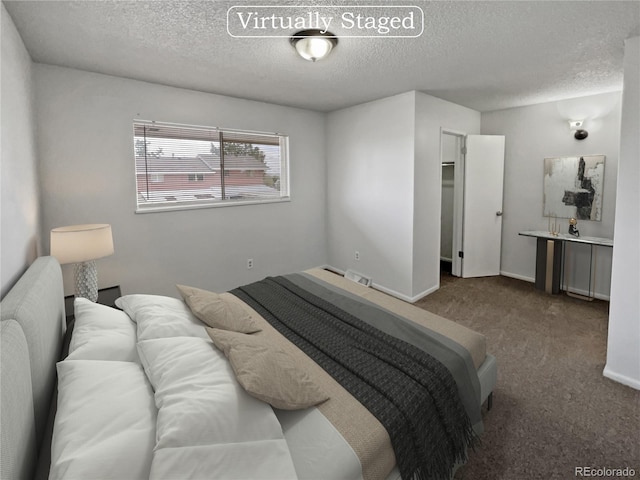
[50,360,156,480]
[67,298,138,362]
[115,294,209,341]
[137,336,284,449]
[138,336,298,479]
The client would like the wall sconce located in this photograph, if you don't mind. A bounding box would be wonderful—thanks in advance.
[568,120,588,140]
[50,224,114,302]
[290,29,338,62]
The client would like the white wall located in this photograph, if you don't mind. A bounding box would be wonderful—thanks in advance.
[34,65,327,297]
[326,92,416,298]
[326,91,480,301]
[1,6,40,298]
[605,36,640,390]
[482,92,622,299]
[413,93,480,298]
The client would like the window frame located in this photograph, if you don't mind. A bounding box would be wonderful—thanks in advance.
[133,120,290,213]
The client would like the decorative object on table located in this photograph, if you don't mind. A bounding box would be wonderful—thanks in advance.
[568,217,580,237]
[543,155,605,221]
[50,224,114,302]
[547,214,560,236]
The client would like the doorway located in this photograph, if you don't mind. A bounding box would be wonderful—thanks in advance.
[440,131,465,278]
[439,131,506,281]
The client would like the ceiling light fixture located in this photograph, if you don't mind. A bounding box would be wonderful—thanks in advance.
[290,29,338,62]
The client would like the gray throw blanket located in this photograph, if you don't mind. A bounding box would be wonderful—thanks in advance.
[233,276,476,480]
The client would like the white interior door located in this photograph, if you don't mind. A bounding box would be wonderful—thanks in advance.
[461,135,505,278]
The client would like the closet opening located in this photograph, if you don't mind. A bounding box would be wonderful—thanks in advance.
[440,130,465,279]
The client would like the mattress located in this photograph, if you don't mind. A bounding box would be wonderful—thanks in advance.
[234,268,487,480]
[48,268,489,480]
[305,269,486,368]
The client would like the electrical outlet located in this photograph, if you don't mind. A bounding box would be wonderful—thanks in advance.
[247,258,254,269]
[355,251,360,261]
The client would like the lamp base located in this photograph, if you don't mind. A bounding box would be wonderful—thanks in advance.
[74,260,98,302]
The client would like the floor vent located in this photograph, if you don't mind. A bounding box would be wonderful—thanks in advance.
[344,270,372,287]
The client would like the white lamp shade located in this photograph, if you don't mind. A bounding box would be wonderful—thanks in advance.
[295,36,334,62]
[50,224,114,264]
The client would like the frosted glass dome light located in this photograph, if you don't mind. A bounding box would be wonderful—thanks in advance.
[290,30,338,62]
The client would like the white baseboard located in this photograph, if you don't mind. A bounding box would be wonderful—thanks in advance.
[321,265,435,303]
[603,366,640,391]
[374,283,438,303]
[323,266,610,303]
[562,286,611,301]
[500,270,610,301]
[500,271,535,283]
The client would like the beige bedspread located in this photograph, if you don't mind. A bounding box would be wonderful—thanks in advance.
[222,268,487,480]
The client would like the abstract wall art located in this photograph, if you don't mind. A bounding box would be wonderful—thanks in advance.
[543,155,605,221]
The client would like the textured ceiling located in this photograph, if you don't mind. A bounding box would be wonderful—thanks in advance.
[4,0,639,112]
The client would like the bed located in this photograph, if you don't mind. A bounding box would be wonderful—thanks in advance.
[0,256,497,480]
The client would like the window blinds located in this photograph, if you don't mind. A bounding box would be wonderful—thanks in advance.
[133,121,289,212]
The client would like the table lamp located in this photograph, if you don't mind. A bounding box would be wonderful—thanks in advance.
[50,224,114,302]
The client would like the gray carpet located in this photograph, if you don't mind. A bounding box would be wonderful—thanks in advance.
[413,273,640,480]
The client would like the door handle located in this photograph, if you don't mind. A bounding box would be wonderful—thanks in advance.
[496,211,503,216]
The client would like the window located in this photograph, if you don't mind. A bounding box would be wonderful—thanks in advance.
[133,120,289,212]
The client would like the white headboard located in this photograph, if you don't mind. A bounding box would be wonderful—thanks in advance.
[0,256,66,480]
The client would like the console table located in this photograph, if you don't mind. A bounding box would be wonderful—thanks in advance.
[519,231,613,300]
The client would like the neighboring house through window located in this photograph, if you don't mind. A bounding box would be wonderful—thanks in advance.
[133,120,289,212]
